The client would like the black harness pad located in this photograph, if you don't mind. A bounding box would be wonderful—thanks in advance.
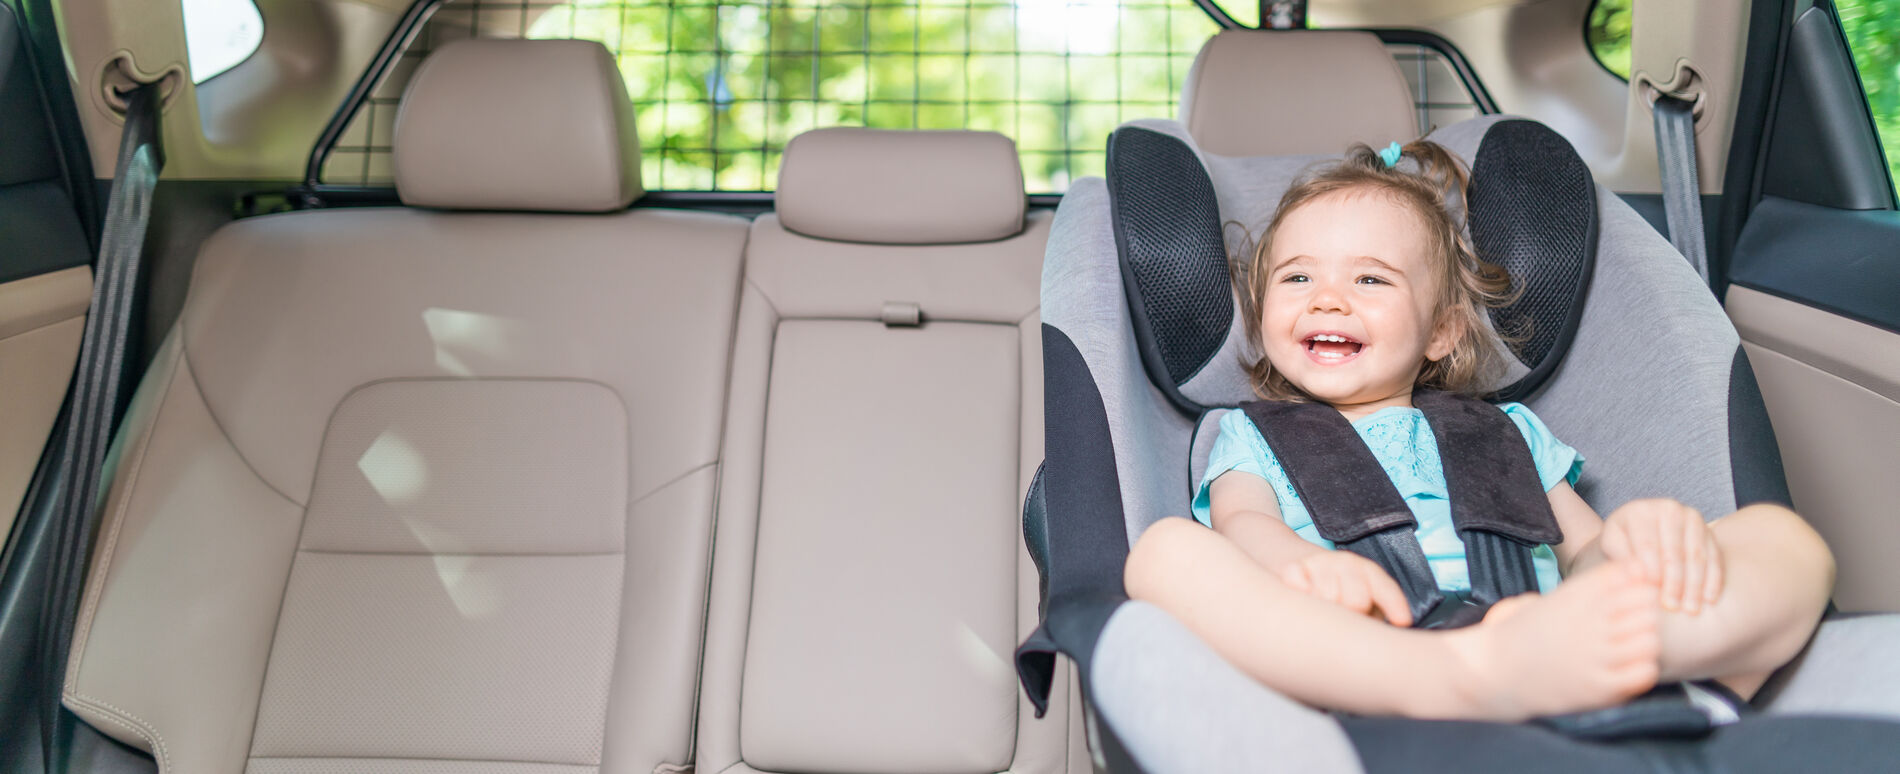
[1413,390,1563,546]
[1238,400,1416,543]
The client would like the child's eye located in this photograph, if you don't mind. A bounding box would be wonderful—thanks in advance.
[1280,273,1309,283]
[1356,275,1389,285]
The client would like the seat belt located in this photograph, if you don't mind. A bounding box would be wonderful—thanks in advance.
[36,81,163,774]
[1653,94,1709,283]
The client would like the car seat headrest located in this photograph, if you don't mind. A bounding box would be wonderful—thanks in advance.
[1179,30,1419,157]
[394,39,643,212]
[776,128,1027,244]
[1108,115,1595,413]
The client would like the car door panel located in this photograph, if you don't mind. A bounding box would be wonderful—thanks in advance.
[1722,1,1900,613]
[1728,285,1900,613]
[0,1,90,543]
[0,266,88,541]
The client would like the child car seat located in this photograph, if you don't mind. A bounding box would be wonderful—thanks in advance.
[1019,111,1900,772]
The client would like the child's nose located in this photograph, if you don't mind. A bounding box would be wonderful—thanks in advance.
[1309,282,1350,313]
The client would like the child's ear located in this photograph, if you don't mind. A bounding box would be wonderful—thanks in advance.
[1425,314,1462,362]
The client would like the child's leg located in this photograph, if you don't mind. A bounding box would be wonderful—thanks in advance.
[1125,517,1663,721]
[1651,503,1835,698]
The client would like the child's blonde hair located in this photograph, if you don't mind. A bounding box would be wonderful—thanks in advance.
[1236,140,1517,401]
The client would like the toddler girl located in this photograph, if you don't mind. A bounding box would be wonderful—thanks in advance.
[1123,140,1835,721]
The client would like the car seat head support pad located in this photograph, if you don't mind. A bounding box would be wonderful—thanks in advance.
[1107,126,1234,414]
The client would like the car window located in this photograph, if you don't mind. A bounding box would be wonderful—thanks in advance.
[318,0,1486,193]
[181,0,264,83]
[1836,0,1900,192]
[1585,0,1631,80]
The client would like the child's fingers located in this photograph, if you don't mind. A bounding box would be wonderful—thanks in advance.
[1365,568,1413,627]
[1657,514,1684,610]
[1627,513,1662,583]
[1680,518,1706,614]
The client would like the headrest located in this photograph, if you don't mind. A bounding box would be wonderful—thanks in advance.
[393,39,642,212]
[776,128,1026,244]
[1106,115,1595,413]
[1179,30,1419,157]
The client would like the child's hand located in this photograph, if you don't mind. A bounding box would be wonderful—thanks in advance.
[1600,498,1725,614]
[1279,550,1414,626]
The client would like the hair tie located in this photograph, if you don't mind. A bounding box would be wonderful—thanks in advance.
[1378,142,1403,168]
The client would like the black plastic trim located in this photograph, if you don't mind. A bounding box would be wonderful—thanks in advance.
[1717,0,1797,292]
[1365,28,1500,115]
[1758,4,1896,211]
[290,185,1062,212]
[1728,195,1900,335]
[302,0,444,191]
[8,0,98,246]
[1727,347,1793,509]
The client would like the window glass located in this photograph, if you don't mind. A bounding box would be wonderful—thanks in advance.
[181,0,264,83]
[1586,0,1631,81]
[325,0,1219,192]
[1836,0,1900,190]
[320,0,1488,193]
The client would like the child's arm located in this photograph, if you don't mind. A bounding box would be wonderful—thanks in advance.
[1210,472,1413,625]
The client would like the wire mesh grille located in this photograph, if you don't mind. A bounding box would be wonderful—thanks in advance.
[320,1,1484,193]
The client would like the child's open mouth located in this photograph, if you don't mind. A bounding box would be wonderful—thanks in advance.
[1303,332,1364,363]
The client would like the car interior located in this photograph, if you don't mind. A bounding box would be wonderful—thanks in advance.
[1,0,1898,772]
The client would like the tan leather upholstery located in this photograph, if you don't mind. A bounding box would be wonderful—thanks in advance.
[0,266,90,551]
[394,39,643,212]
[776,128,1027,245]
[1179,30,1419,156]
[64,39,748,774]
[696,130,1086,774]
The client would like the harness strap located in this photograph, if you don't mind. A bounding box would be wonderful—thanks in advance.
[1238,392,1557,628]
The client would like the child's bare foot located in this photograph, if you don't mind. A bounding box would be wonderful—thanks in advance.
[1438,561,1662,721]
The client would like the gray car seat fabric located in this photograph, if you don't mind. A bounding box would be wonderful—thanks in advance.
[62,40,748,774]
[1031,113,1900,774]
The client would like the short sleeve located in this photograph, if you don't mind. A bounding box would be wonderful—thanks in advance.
[1501,402,1584,492]
[1190,410,1280,527]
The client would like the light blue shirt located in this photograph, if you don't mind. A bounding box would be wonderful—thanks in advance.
[1191,402,1582,594]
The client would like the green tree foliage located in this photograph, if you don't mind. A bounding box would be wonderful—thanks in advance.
[1585,0,1631,79]
[529,0,1221,191]
[1837,0,1900,190]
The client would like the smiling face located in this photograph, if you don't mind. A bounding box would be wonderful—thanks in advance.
[1258,189,1458,417]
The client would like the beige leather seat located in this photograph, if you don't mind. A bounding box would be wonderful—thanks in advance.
[1179,29,1419,156]
[62,39,748,774]
[695,128,1089,774]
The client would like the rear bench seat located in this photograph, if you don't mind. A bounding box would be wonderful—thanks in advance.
[695,128,1089,774]
[62,39,747,774]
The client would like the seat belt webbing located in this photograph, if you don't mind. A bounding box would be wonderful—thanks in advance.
[37,81,163,774]
[1653,94,1709,283]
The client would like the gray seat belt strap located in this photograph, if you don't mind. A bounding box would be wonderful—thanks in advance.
[37,81,163,774]
[1653,94,1709,283]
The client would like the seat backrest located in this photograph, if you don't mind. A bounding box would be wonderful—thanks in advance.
[62,39,750,774]
[1179,29,1419,157]
[696,128,1089,774]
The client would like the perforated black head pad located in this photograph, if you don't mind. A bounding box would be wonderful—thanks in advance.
[1106,126,1232,412]
[1467,120,1598,400]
